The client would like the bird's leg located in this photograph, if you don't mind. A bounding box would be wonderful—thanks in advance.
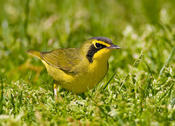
[54,83,57,99]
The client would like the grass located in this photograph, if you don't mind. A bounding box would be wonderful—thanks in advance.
[0,0,175,125]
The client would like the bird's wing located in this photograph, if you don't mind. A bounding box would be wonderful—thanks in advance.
[41,48,81,74]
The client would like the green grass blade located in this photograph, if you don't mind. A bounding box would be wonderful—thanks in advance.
[103,72,116,90]
[159,46,175,76]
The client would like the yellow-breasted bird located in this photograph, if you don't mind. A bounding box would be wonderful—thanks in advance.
[28,37,120,95]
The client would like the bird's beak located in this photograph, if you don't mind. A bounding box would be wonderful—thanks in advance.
[107,44,120,49]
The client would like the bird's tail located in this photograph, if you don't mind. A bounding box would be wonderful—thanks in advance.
[27,50,41,59]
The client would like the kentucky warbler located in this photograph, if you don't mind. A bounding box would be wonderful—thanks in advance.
[28,37,120,95]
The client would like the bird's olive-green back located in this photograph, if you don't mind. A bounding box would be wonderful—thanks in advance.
[41,48,81,73]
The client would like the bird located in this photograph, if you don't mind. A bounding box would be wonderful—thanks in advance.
[28,37,120,96]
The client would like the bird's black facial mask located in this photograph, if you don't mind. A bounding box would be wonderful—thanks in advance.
[86,42,106,63]
[86,37,120,63]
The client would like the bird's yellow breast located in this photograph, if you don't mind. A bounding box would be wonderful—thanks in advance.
[41,48,111,93]
[64,58,108,93]
[42,55,109,93]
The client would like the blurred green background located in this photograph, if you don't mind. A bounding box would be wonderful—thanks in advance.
[0,0,175,82]
[0,0,175,125]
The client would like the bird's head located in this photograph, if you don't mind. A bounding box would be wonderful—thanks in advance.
[81,37,120,63]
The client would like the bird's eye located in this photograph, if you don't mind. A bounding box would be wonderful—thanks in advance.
[95,43,102,48]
